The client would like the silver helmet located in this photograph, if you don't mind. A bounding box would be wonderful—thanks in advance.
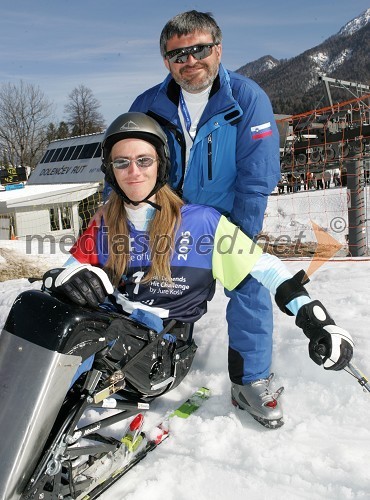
[101,112,170,206]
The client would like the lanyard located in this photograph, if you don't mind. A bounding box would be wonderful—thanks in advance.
[179,90,193,139]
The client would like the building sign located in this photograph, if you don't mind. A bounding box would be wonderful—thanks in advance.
[27,133,105,185]
[0,166,27,185]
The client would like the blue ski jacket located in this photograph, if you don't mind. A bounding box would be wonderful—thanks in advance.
[130,64,280,238]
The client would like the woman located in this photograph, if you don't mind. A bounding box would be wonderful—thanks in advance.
[43,112,354,429]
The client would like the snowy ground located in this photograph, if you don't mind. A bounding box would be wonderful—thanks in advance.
[0,191,369,500]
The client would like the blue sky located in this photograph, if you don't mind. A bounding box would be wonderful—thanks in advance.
[1,0,369,125]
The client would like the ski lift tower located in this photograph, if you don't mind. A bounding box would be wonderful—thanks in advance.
[319,76,370,256]
[318,76,370,108]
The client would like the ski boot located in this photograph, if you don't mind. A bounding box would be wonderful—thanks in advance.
[231,373,284,429]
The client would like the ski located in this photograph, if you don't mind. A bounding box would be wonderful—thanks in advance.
[79,387,211,499]
[169,386,211,418]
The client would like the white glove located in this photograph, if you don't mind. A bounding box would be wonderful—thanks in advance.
[43,264,114,308]
[319,324,354,370]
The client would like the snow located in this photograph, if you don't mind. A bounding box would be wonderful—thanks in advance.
[310,49,353,75]
[0,182,100,204]
[339,8,370,37]
[0,193,369,500]
[326,49,353,73]
[310,51,329,66]
[304,5,370,86]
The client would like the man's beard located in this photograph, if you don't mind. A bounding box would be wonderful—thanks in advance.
[173,62,219,93]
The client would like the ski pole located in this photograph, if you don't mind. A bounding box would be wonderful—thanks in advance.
[346,362,370,393]
[315,344,370,393]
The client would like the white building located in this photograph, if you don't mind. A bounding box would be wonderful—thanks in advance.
[0,183,100,240]
[0,132,105,240]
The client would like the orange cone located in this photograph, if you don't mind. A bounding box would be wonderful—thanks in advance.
[10,225,17,240]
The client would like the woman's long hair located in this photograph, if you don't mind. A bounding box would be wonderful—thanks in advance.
[104,185,184,286]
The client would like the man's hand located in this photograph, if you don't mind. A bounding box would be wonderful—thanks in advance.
[43,264,114,308]
[296,300,354,370]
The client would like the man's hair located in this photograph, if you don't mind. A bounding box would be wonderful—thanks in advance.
[160,10,222,57]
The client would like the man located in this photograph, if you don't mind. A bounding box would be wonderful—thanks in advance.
[129,11,281,428]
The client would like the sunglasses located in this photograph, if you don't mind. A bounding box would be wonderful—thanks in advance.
[165,43,217,64]
[111,156,158,170]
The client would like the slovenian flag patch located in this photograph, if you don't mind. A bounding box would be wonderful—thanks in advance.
[251,122,273,140]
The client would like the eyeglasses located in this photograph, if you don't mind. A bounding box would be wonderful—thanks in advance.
[165,43,217,64]
[111,156,158,170]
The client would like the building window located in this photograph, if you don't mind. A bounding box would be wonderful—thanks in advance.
[50,206,72,231]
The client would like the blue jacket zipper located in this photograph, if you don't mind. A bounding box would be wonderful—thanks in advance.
[207,134,212,180]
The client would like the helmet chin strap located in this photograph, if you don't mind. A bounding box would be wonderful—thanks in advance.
[126,197,162,211]
[116,180,164,212]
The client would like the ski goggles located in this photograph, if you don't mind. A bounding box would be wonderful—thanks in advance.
[165,43,217,64]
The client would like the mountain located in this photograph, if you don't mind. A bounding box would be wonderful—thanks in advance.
[235,9,370,115]
[235,55,280,78]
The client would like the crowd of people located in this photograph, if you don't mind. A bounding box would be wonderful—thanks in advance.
[277,167,347,194]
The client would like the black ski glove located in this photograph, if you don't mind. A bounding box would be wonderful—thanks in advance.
[296,300,354,370]
[42,264,114,308]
